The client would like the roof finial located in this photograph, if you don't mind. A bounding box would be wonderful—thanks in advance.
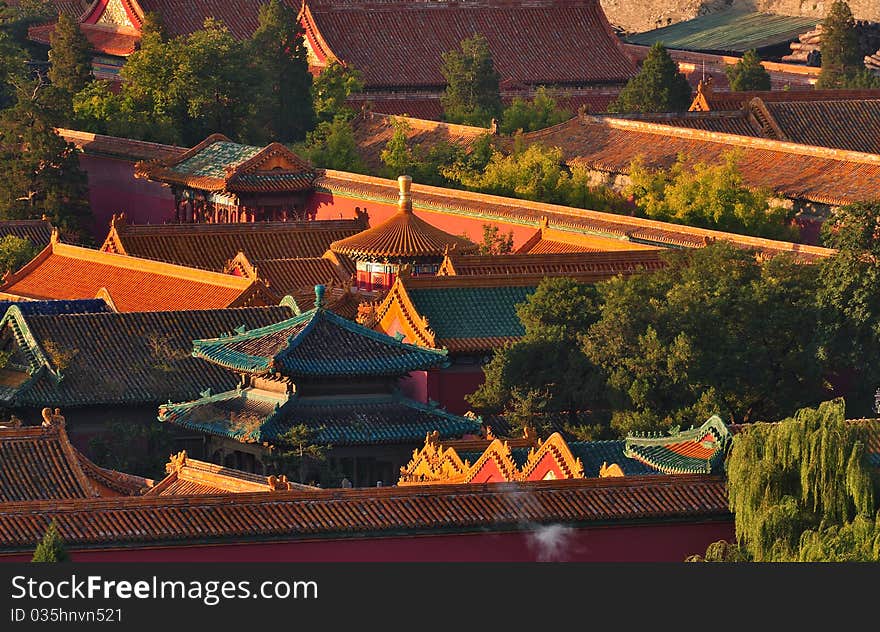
[398,175,413,214]
[314,284,325,309]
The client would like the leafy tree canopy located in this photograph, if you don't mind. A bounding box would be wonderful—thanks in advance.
[725,49,771,91]
[816,1,864,89]
[499,87,572,134]
[0,234,37,274]
[32,521,70,562]
[607,42,692,113]
[440,33,502,126]
[626,151,799,241]
[313,60,363,124]
[304,116,366,173]
[47,12,92,123]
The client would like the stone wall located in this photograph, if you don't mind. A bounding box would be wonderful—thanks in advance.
[603,0,880,36]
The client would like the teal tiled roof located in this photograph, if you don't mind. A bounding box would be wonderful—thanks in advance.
[171,141,261,178]
[624,416,731,474]
[192,301,448,378]
[408,285,535,341]
[159,390,481,446]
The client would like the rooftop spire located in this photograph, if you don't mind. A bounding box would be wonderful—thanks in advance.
[398,175,413,215]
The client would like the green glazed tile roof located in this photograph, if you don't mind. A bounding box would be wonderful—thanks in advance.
[0,305,293,407]
[192,300,448,378]
[569,441,662,477]
[407,285,535,341]
[159,390,481,446]
[171,141,261,178]
[624,416,731,474]
[625,10,819,54]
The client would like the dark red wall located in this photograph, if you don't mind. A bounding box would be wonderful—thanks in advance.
[0,520,734,562]
[79,155,176,240]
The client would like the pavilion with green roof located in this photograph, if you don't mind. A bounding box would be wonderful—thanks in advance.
[159,285,481,485]
[134,133,317,224]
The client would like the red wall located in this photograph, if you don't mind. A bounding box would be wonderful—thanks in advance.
[0,521,734,562]
[79,155,176,240]
[399,368,486,415]
[308,191,538,250]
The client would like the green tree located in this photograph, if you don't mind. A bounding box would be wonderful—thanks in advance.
[500,87,572,134]
[304,116,366,173]
[455,142,570,202]
[0,29,25,110]
[626,152,799,241]
[816,1,863,89]
[313,60,363,124]
[0,0,52,55]
[249,0,315,142]
[815,201,880,416]
[467,277,605,428]
[440,33,502,126]
[264,424,329,485]
[0,234,37,274]
[47,12,92,123]
[380,117,416,178]
[0,82,92,235]
[584,243,827,435]
[692,399,877,562]
[725,49,771,91]
[477,223,514,254]
[32,521,70,562]
[608,42,692,113]
[88,420,177,480]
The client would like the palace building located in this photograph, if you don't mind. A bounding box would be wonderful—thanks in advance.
[329,175,478,291]
[158,285,480,484]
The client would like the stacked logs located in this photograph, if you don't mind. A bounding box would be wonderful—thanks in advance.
[865,50,880,74]
[782,21,880,68]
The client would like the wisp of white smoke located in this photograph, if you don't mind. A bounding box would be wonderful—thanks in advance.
[527,523,575,562]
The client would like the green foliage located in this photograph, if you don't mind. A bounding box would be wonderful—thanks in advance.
[0,82,92,236]
[454,142,569,202]
[477,223,514,255]
[724,399,876,561]
[440,34,502,126]
[0,0,52,57]
[0,28,25,110]
[583,243,827,435]
[607,42,692,113]
[264,424,330,485]
[0,234,37,274]
[499,87,572,134]
[815,201,880,416]
[249,0,315,142]
[626,152,799,241]
[816,1,864,89]
[467,277,605,428]
[725,49,771,91]
[304,116,366,173]
[313,60,363,124]
[47,12,92,123]
[32,521,69,562]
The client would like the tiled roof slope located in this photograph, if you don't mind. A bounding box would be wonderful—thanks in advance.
[316,170,836,260]
[624,416,732,475]
[608,111,761,137]
[437,250,666,278]
[352,112,491,171]
[145,450,317,496]
[0,414,150,502]
[0,239,273,312]
[330,176,478,259]
[690,84,880,112]
[58,128,185,162]
[760,100,880,154]
[520,114,880,207]
[301,0,637,89]
[225,253,352,298]
[101,214,365,271]
[0,305,293,407]
[137,0,267,40]
[135,134,316,193]
[624,9,818,54]
[0,474,730,552]
[160,391,480,446]
[0,299,111,316]
[0,219,55,250]
[191,294,448,377]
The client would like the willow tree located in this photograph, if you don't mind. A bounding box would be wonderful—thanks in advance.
[694,398,879,562]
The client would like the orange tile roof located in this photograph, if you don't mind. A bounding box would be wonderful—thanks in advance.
[301,0,637,90]
[145,451,317,496]
[101,213,366,271]
[0,474,729,551]
[228,254,350,298]
[689,81,880,111]
[519,114,880,207]
[330,176,479,259]
[0,237,273,312]
[0,410,150,502]
[437,249,666,278]
[58,128,185,162]
[316,170,836,260]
